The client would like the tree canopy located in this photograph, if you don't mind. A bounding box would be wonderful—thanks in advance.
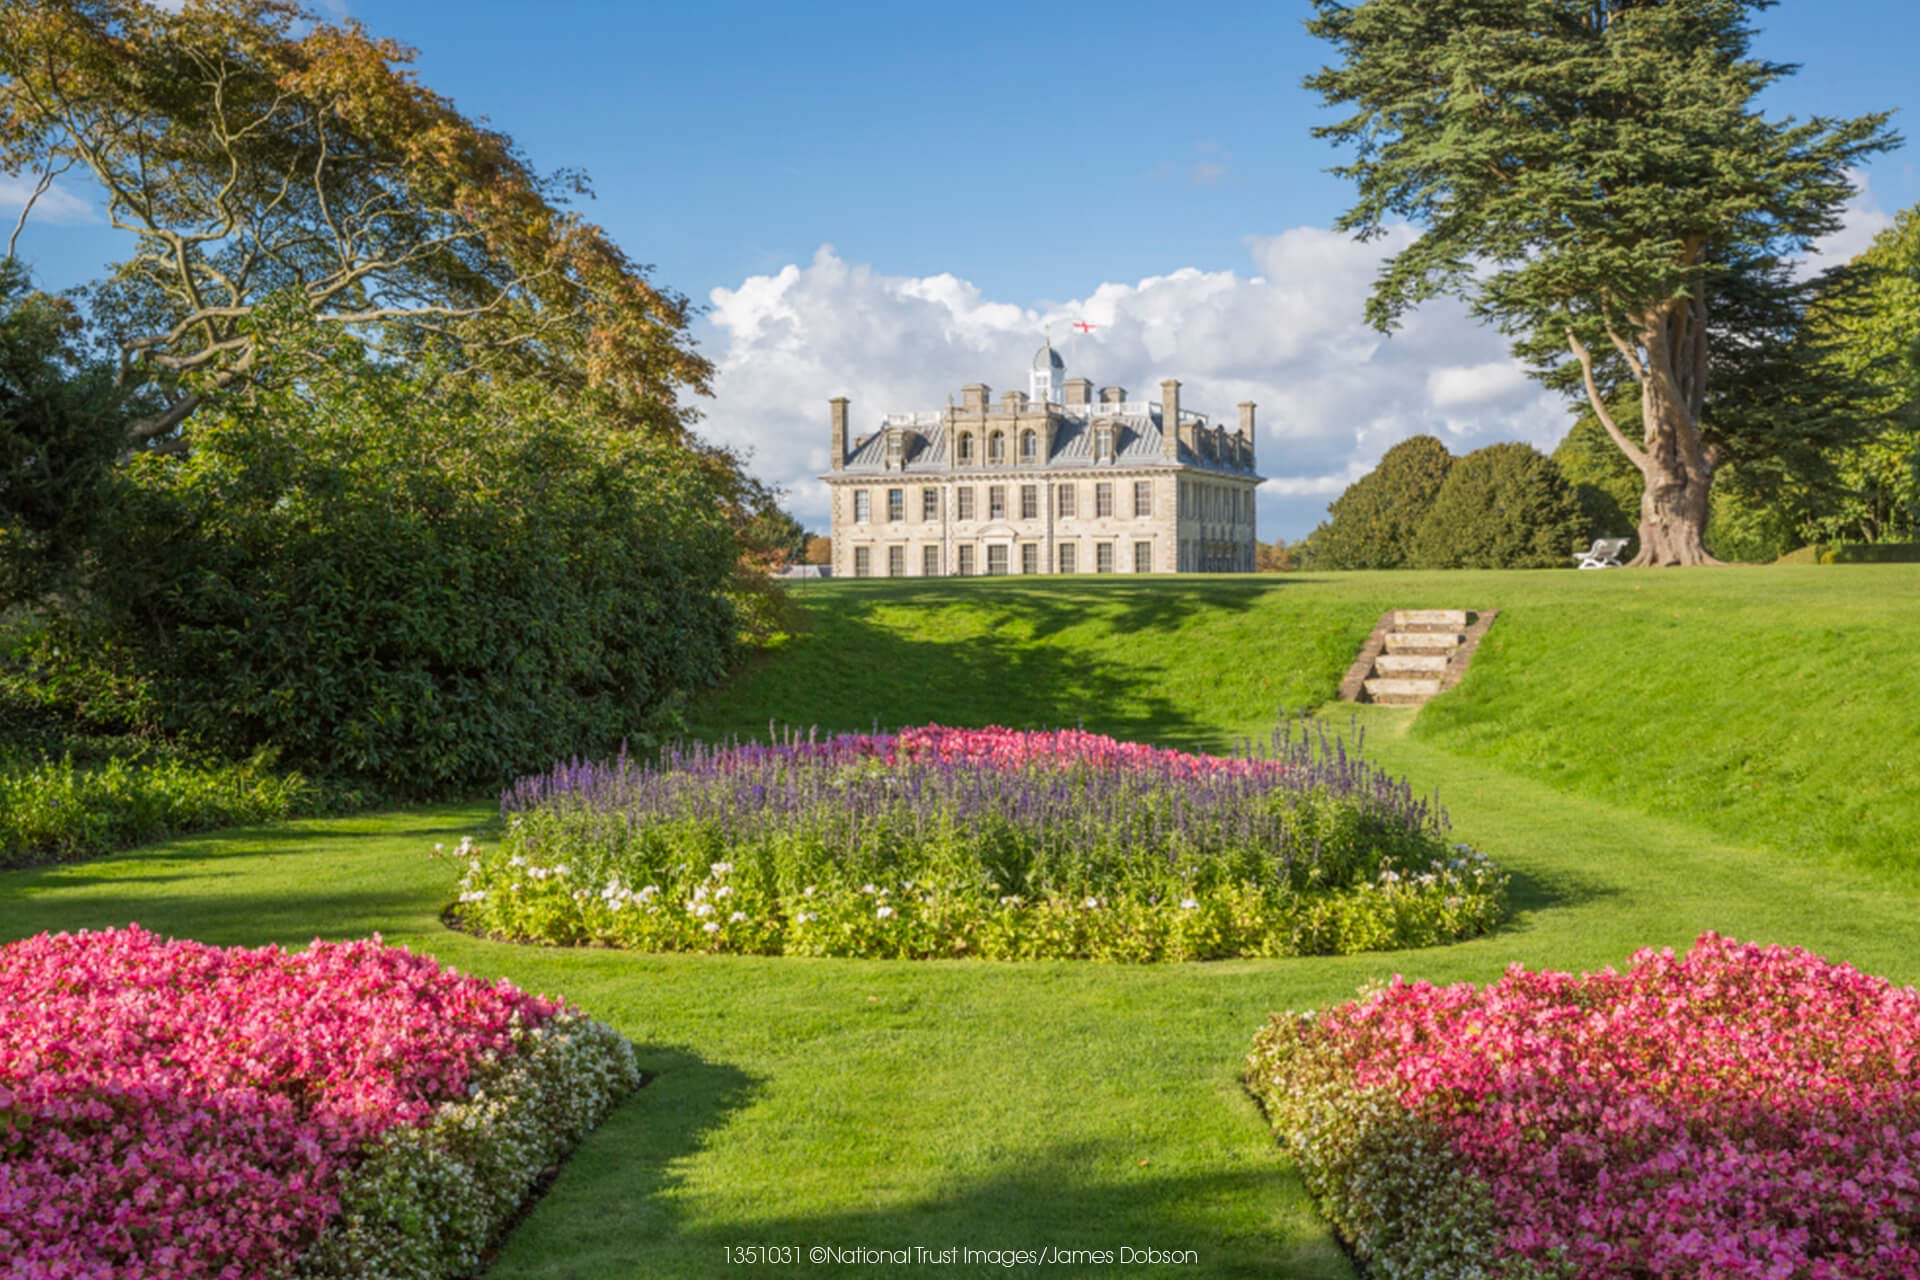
[1306,0,1898,564]
[1412,442,1586,569]
[1305,434,1454,569]
[0,0,711,446]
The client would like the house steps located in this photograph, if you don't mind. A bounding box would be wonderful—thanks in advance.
[1338,609,1498,708]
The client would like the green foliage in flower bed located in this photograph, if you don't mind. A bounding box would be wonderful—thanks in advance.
[0,751,321,869]
[453,725,1508,961]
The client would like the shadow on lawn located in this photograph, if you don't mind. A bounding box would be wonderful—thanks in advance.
[695,578,1330,751]
[509,1120,1340,1280]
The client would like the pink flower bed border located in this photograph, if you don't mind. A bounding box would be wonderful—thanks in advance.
[1248,933,1920,1279]
[0,925,566,1278]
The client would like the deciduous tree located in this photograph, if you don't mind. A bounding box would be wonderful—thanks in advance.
[0,0,711,447]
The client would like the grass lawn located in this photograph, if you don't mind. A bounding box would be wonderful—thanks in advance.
[5,568,1919,1278]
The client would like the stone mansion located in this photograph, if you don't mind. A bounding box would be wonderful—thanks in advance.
[824,342,1261,578]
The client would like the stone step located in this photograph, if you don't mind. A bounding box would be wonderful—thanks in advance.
[1392,609,1469,627]
[1385,631,1464,652]
[1375,653,1450,676]
[1364,677,1443,702]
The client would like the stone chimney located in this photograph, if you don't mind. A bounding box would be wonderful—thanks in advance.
[1064,377,1093,408]
[1002,390,1029,412]
[1160,379,1181,462]
[1238,402,1256,470]
[962,383,991,413]
[829,397,849,471]
[1098,385,1127,406]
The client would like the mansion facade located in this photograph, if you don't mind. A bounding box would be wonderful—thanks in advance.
[824,343,1261,578]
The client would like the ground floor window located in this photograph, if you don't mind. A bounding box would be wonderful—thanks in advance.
[987,545,1008,575]
[1134,541,1152,573]
[887,545,905,577]
[957,545,975,576]
[853,546,871,578]
[923,545,940,576]
[1096,542,1114,573]
[1058,543,1076,574]
[1020,543,1038,574]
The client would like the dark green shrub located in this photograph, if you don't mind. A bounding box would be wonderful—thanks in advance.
[87,355,741,791]
[1412,443,1586,569]
[1306,435,1454,569]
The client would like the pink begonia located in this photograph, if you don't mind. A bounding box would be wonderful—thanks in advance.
[1310,933,1920,1278]
[0,924,561,1279]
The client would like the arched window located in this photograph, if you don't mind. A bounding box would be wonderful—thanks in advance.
[1020,430,1037,462]
[957,433,974,463]
[988,431,1006,463]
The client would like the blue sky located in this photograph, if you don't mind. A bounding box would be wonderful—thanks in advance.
[9,0,1918,536]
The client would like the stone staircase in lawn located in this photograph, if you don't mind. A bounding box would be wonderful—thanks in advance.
[1337,609,1498,707]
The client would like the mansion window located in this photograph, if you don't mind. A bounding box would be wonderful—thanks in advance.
[1020,484,1038,520]
[1133,480,1152,519]
[887,545,905,577]
[988,431,1006,463]
[1096,542,1114,573]
[957,487,976,520]
[887,488,904,522]
[987,545,1008,576]
[923,545,941,576]
[853,490,871,522]
[957,433,974,463]
[1058,543,1077,574]
[988,485,1006,519]
[1095,482,1114,518]
[1094,427,1113,461]
[1134,541,1152,573]
[958,545,976,576]
[1056,484,1076,518]
[854,546,871,578]
[1021,543,1038,574]
[922,488,940,520]
[1020,430,1038,462]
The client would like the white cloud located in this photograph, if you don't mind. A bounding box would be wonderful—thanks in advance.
[696,229,1573,538]
[0,174,99,226]
[1427,361,1530,408]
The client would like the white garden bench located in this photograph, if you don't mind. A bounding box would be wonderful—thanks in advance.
[1574,538,1630,570]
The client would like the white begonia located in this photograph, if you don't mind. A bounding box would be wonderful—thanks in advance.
[702,921,721,934]
[638,884,659,900]
[714,885,734,900]
[710,861,733,877]
[876,905,895,920]
[691,902,714,918]
[795,911,817,924]
[730,911,747,923]
[861,882,878,895]
[802,885,816,898]
[1180,898,1200,910]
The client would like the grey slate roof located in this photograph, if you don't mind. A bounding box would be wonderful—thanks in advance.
[842,410,1258,478]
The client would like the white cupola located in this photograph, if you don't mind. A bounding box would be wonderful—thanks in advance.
[1030,337,1065,405]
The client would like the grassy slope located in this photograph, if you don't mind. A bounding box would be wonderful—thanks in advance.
[705,569,1920,878]
[6,567,1919,1279]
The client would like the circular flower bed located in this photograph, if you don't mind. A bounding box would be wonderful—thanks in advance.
[455,723,1507,961]
[0,925,638,1279]
[1246,933,1920,1279]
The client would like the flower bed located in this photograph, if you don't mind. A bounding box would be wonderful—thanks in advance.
[1246,933,1920,1279]
[0,925,639,1279]
[459,722,1507,961]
